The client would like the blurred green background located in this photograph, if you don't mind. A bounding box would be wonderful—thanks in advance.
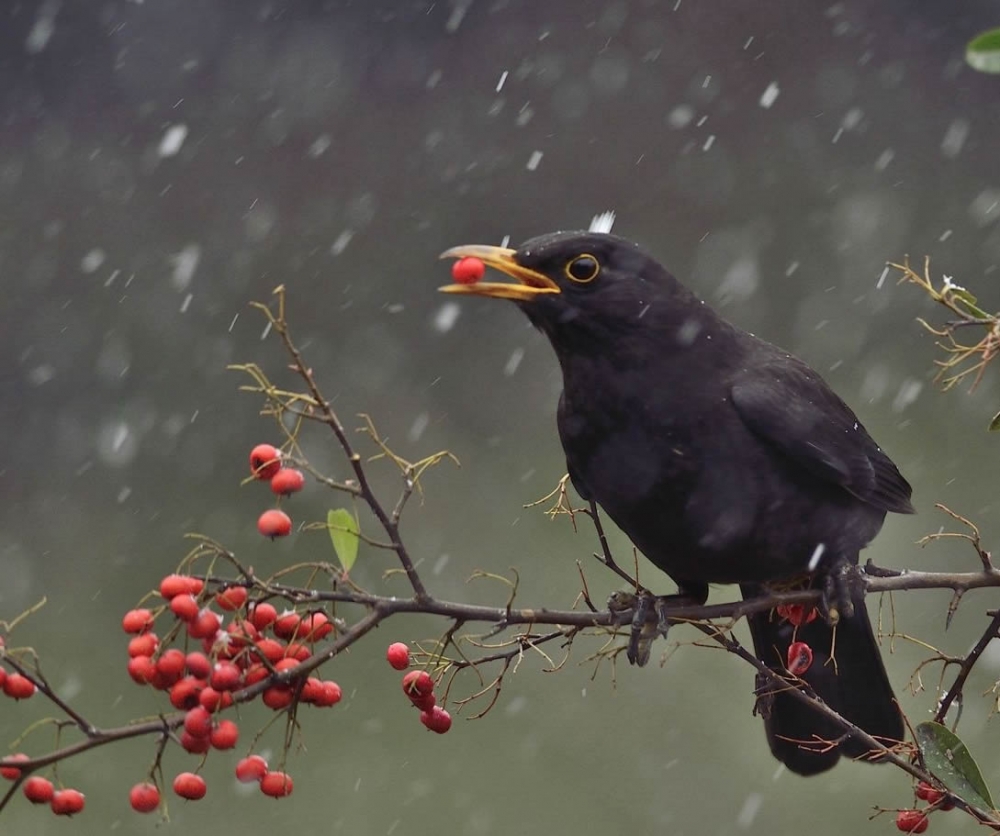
[3,1,1000,833]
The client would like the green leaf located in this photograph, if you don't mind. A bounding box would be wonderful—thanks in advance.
[915,721,995,811]
[950,288,991,320]
[989,409,1000,432]
[327,508,359,573]
[966,28,1000,74]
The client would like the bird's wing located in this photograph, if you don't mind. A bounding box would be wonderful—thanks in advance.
[730,361,914,514]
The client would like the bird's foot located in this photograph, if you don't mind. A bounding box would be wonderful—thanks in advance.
[608,588,704,667]
[820,558,860,625]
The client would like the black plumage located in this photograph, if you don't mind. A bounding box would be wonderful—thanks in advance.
[441,231,910,775]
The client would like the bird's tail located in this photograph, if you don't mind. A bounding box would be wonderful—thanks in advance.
[740,581,903,776]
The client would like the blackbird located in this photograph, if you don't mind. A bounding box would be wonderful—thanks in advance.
[440,231,912,775]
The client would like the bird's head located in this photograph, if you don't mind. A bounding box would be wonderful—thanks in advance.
[440,231,701,356]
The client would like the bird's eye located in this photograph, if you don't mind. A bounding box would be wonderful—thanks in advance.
[565,254,600,284]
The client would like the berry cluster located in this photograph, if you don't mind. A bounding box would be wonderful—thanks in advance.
[114,574,340,813]
[387,642,452,734]
[1,759,85,816]
[3,639,89,816]
[249,443,305,538]
[0,636,84,816]
[894,782,955,833]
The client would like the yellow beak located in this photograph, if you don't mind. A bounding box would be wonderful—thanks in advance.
[439,245,561,302]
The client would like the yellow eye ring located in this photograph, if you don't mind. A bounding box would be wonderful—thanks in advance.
[565,254,600,283]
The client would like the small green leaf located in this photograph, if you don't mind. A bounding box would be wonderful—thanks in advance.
[915,721,995,811]
[989,409,1000,432]
[950,288,991,320]
[966,28,1000,74]
[327,508,359,573]
[950,287,978,306]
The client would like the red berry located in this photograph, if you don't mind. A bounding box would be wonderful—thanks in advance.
[215,586,248,612]
[210,661,242,691]
[386,642,410,670]
[273,611,302,640]
[300,677,323,703]
[451,256,486,284]
[916,781,951,808]
[410,691,436,712]
[3,672,37,700]
[235,755,268,784]
[169,676,206,710]
[314,681,342,707]
[127,655,157,685]
[274,657,301,675]
[129,782,160,813]
[1,753,29,780]
[184,706,213,738]
[262,685,294,710]
[402,670,434,699]
[23,776,55,804]
[210,719,239,750]
[186,608,222,640]
[128,633,159,658]
[249,602,278,631]
[420,706,453,734]
[122,608,155,634]
[159,574,203,599]
[224,619,259,650]
[285,642,311,662]
[156,649,187,683]
[50,788,85,816]
[170,593,201,622]
[299,611,333,641]
[180,730,211,754]
[896,809,929,833]
[254,638,286,664]
[184,651,212,679]
[270,468,306,496]
[786,641,814,676]
[776,604,819,626]
[173,772,207,800]
[198,686,232,712]
[250,444,282,480]
[258,509,292,539]
[302,678,342,707]
[0,668,5,690]
[260,771,293,798]
[243,663,269,687]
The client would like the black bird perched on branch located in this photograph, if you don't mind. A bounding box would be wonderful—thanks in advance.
[440,230,912,775]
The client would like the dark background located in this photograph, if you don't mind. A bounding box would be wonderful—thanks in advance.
[3,1,1000,833]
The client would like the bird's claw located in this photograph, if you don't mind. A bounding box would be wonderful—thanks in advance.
[608,590,675,667]
[820,560,858,625]
[629,591,668,667]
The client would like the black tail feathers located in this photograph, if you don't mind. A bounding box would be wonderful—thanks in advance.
[741,583,903,776]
